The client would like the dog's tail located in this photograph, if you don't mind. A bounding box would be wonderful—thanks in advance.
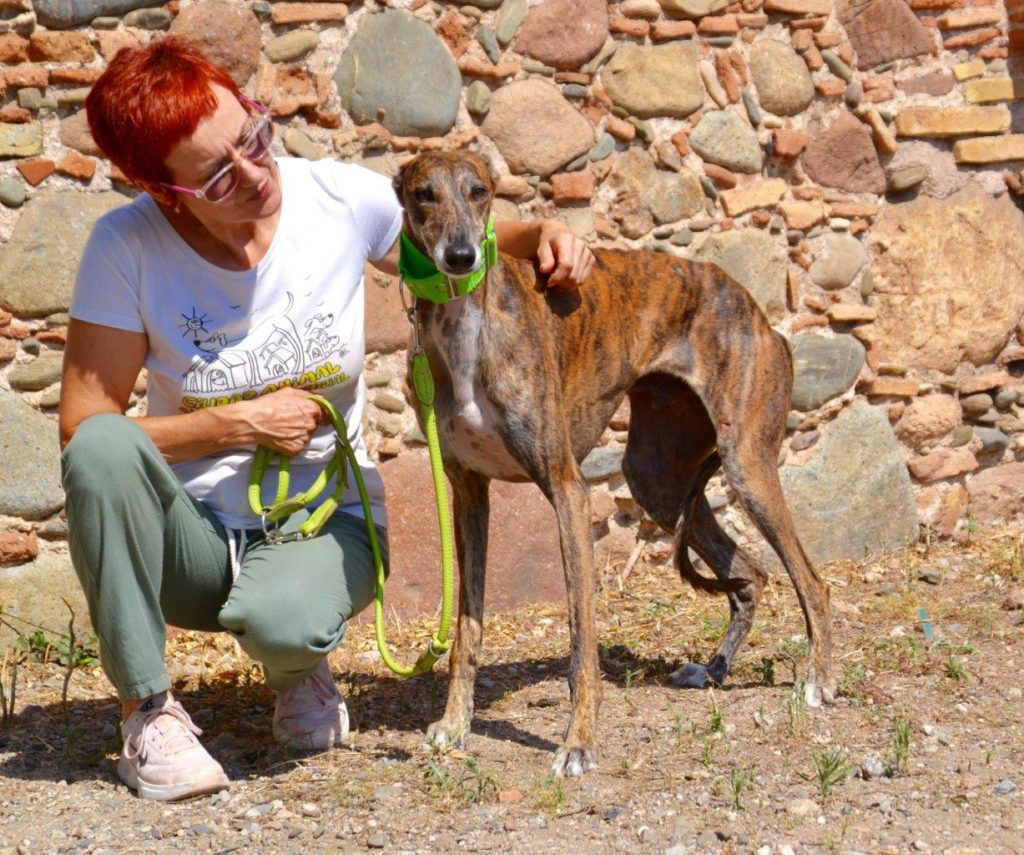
[673,462,748,595]
[675,536,747,595]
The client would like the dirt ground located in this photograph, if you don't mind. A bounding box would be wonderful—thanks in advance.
[0,529,1021,855]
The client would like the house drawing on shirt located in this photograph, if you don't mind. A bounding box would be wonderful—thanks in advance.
[182,295,340,396]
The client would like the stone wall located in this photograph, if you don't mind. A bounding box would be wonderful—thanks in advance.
[1,0,1023,597]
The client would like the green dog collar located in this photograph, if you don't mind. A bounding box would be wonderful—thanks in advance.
[397,220,498,303]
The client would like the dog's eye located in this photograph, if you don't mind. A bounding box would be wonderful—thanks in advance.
[413,187,434,204]
[470,185,487,202]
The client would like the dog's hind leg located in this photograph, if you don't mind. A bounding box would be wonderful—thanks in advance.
[716,427,834,707]
[424,466,490,751]
[623,377,767,690]
[670,492,768,689]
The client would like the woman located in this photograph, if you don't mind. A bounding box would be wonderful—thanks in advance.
[60,37,594,802]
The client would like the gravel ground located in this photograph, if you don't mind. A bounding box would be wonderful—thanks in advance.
[0,530,1021,855]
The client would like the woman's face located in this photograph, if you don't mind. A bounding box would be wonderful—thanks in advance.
[162,84,282,225]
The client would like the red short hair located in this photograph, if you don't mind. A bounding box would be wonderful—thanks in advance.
[86,37,241,193]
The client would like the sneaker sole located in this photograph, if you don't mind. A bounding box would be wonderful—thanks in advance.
[117,756,229,802]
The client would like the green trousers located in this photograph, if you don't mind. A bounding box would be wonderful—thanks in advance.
[61,414,388,699]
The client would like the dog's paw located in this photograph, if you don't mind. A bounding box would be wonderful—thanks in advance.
[551,745,598,778]
[804,681,837,709]
[669,662,720,689]
[422,719,468,752]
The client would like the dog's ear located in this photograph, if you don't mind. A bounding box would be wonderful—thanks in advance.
[392,160,408,208]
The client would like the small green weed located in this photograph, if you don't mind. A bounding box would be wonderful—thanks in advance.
[727,768,755,811]
[799,748,856,800]
[531,774,567,813]
[424,758,498,806]
[759,657,776,687]
[888,714,911,775]
[944,654,968,681]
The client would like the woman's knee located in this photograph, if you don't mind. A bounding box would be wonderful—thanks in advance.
[62,414,150,489]
[219,594,344,669]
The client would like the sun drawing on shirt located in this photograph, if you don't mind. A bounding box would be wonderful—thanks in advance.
[179,307,212,342]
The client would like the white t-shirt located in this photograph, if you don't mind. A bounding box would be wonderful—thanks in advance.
[70,157,403,529]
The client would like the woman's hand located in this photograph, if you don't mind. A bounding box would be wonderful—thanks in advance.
[234,387,329,456]
[535,219,595,290]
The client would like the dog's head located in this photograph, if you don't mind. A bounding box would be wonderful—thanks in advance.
[393,151,495,277]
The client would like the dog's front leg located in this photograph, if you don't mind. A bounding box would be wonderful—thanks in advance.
[547,466,601,777]
[424,466,490,751]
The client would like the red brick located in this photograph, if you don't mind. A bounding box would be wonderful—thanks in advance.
[803,45,824,70]
[715,50,740,101]
[651,20,696,40]
[789,15,827,29]
[703,162,737,188]
[1,64,47,88]
[35,328,67,346]
[434,8,470,58]
[979,45,1009,59]
[50,67,103,85]
[457,56,519,79]
[0,33,28,63]
[737,12,768,28]
[551,169,595,203]
[56,150,97,182]
[270,2,348,24]
[29,32,95,63]
[698,14,739,34]
[791,314,829,332]
[0,531,38,566]
[0,325,31,341]
[670,128,689,157]
[815,79,847,97]
[16,159,56,187]
[610,16,649,37]
[943,26,1000,48]
[773,128,809,157]
[0,103,30,123]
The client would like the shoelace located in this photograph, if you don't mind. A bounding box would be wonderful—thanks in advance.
[123,699,203,764]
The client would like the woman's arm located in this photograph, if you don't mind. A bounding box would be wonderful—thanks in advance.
[370,218,595,289]
[60,318,325,462]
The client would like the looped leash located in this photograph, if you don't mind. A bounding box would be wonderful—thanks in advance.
[247,224,497,678]
[248,394,451,677]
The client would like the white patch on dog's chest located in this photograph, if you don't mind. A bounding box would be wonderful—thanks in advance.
[426,300,527,481]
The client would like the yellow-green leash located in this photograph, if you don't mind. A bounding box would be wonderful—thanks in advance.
[248,225,496,678]
[248,378,453,677]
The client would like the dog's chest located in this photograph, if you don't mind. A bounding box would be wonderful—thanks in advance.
[423,300,528,481]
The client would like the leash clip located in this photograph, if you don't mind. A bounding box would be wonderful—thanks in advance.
[398,275,423,356]
[260,509,313,545]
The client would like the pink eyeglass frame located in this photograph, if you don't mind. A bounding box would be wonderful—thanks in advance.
[161,96,272,203]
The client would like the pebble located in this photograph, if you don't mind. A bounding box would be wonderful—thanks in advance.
[367,831,388,848]
[123,7,173,28]
[888,165,927,194]
[364,370,392,388]
[283,128,324,161]
[374,391,406,414]
[974,427,1009,455]
[995,779,1016,794]
[300,802,320,817]
[466,80,491,116]
[0,177,25,208]
[700,176,719,199]
[742,89,762,126]
[669,227,693,247]
[590,132,615,161]
[477,25,500,65]
[373,784,402,801]
[821,49,852,82]
[785,797,819,818]
[861,757,886,780]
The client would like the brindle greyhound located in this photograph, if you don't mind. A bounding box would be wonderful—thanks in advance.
[393,151,833,777]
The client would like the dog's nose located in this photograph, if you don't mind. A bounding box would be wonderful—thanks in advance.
[443,244,476,273]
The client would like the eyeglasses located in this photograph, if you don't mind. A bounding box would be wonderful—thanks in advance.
[162,96,274,203]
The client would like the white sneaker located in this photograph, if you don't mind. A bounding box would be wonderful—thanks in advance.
[117,692,229,801]
[272,658,349,750]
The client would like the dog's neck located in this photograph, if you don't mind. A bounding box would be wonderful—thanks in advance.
[397,220,498,304]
